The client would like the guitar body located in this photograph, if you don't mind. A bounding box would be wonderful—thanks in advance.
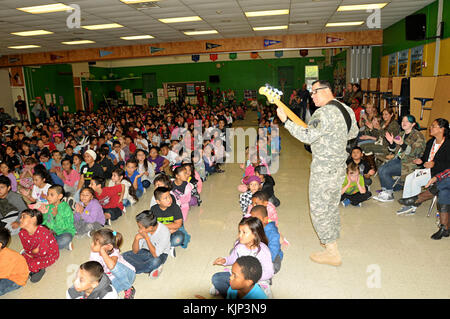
[259,86,308,128]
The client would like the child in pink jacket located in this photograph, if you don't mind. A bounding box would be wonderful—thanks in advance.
[171,166,193,221]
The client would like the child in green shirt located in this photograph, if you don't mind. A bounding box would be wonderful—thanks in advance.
[341,162,372,207]
[43,185,76,250]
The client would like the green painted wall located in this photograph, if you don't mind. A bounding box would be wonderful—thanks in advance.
[87,55,338,109]
[371,46,381,77]
[24,64,76,114]
[382,0,448,56]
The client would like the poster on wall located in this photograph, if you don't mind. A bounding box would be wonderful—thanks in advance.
[388,53,398,77]
[186,83,195,96]
[397,49,409,77]
[9,67,24,87]
[410,45,424,77]
[244,90,257,100]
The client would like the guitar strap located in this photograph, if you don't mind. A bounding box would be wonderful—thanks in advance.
[328,100,351,133]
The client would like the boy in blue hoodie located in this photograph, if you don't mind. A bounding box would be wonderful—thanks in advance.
[249,205,283,274]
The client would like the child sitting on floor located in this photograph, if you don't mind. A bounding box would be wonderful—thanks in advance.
[182,162,202,207]
[211,217,274,299]
[125,158,145,199]
[59,158,80,196]
[42,185,76,250]
[122,210,171,278]
[18,209,59,283]
[90,177,124,225]
[150,173,172,208]
[73,187,104,236]
[341,162,372,207]
[66,261,118,299]
[0,228,29,296]
[171,166,193,221]
[108,168,138,208]
[249,205,283,274]
[239,176,262,214]
[226,256,267,300]
[89,229,136,299]
[254,165,280,207]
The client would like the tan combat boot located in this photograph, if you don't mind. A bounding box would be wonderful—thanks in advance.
[310,241,342,266]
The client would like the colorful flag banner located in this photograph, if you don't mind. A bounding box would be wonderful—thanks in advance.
[209,54,218,61]
[275,51,283,58]
[206,42,221,50]
[192,54,200,62]
[264,39,281,47]
[326,36,343,44]
[229,52,237,60]
[99,50,113,57]
[150,47,165,54]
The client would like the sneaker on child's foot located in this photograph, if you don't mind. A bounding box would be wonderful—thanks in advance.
[169,247,176,258]
[105,219,111,226]
[341,198,351,207]
[149,265,163,279]
[372,191,394,202]
[30,268,46,283]
[209,286,220,296]
[123,286,136,299]
[68,241,74,251]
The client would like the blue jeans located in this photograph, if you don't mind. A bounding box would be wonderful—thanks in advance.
[136,189,143,198]
[378,158,402,191]
[211,271,231,298]
[123,199,131,207]
[0,279,21,296]
[122,249,168,274]
[437,178,450,205]
[170,230,185,247]
[110,262,136,292]
[55,233,73,250]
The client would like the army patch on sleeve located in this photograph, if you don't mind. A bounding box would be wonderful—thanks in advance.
[310,119,320,128]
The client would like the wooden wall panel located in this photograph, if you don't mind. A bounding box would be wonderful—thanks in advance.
[360,79,369,91]
[369,78,379,91]
[410,77,438,131]
[392,77,405,95]
[0,30,382,67]
[427,76,450,139]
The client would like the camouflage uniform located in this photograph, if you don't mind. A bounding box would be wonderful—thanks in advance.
[284,100,359,244]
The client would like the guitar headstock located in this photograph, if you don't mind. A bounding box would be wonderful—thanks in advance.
[258,84,283,104]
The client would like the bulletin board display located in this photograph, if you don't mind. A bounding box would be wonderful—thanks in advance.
[164,81,206,98]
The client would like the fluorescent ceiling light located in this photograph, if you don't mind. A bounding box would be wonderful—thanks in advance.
[11,30,54,36]
[121,35,154,40]
[184,30,218,35]
[245,9,289,17]
[8,45,41,49]
[62,40,95,45]
[17,3,73,14]
[120,0,160,3]
[337,3,388,11]
[326,21,364,27]
[159,16,202,23]
[253,25,288,31]
[82,23,124,30]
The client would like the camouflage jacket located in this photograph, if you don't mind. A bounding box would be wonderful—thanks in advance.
[388,128,426,177]
[285,99,359,173]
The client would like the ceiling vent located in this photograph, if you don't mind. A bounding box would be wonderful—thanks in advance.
[127,1,160,10]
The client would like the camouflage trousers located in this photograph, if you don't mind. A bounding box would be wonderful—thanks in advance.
[309,165,346,245]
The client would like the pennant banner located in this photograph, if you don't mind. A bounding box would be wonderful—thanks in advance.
[150,47,164,54]
[206,42,221,50]
[50,54,64,61]
[250,52,259,59]
[264,39,281,47]
[229,52,237,60]
[8,57,20,64]
[99,50,113,57]
[326,36,343,44]
[275,51,283,58]
[209,54,218,62]
[192,54,200,62]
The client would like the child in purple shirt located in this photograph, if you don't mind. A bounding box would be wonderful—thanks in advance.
[73,187,105,236]
[0,162,17,192]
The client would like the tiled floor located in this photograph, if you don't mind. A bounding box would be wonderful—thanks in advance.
[2,111,449,299]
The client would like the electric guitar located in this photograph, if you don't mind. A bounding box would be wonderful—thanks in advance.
[258,84,308,128]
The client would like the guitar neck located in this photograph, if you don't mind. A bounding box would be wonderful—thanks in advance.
[274,100,308,128]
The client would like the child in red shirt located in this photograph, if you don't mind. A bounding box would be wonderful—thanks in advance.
[18,209,59,283]
[90,177,124,225]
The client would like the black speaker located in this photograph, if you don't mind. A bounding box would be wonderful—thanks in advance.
[209,75,220,83]
[405,14,426,41]
[88,61,96,65]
